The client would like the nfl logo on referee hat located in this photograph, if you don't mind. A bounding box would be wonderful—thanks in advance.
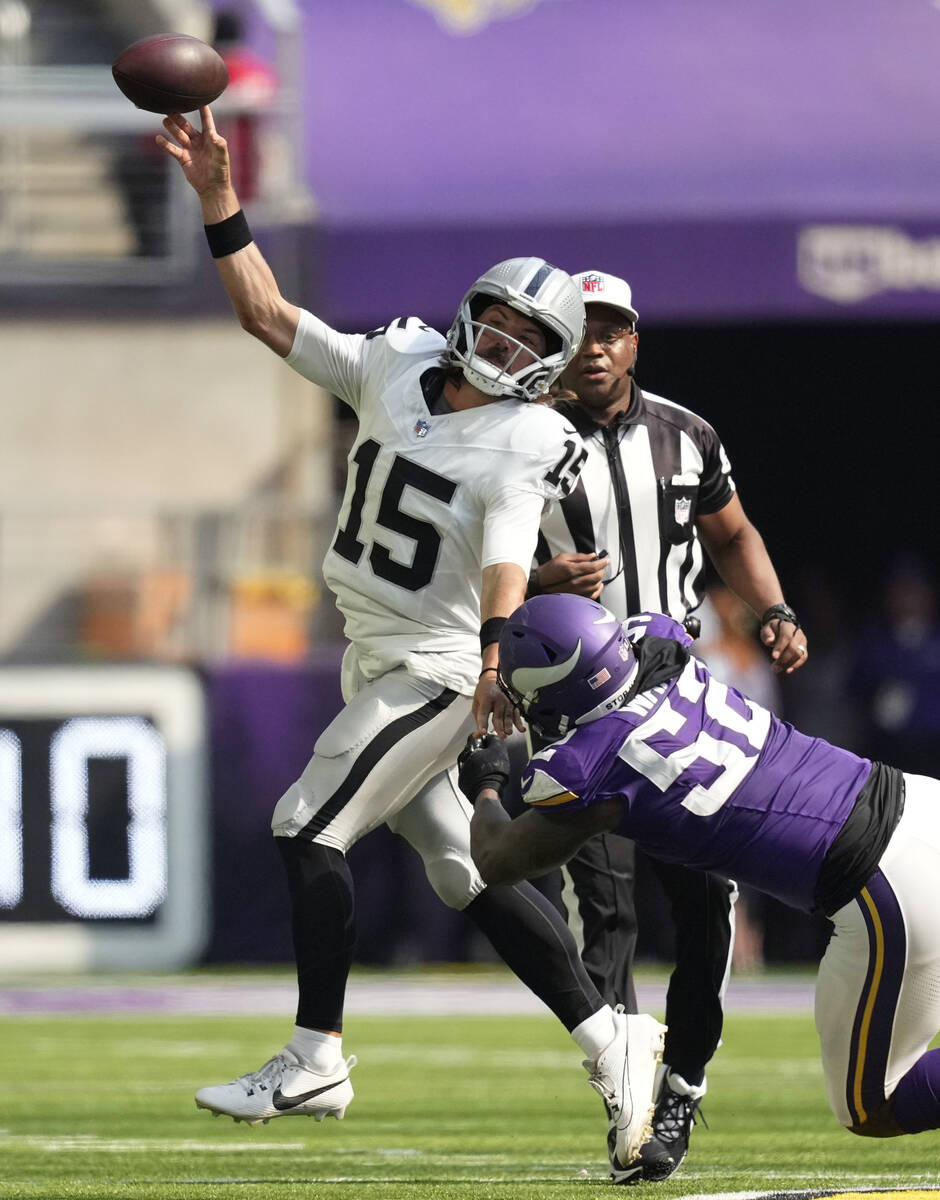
[573,270,639,325]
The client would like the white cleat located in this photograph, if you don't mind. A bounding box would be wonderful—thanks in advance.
[195,1048,357,1126]
[585,1009,667,1172]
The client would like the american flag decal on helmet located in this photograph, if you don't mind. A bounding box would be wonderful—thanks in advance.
[587,667,611,689]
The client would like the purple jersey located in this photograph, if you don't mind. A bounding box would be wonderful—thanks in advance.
[521,617,873,911]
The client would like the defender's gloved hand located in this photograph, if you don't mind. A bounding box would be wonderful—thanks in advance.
[457,733,511,804]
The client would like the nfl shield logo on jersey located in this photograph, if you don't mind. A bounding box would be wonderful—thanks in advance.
[414,419,431,438]
[675,495,692,525]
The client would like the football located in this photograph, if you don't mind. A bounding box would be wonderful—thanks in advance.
[112,33,229,114]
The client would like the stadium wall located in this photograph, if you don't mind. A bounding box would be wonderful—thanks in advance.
[0,318,333,658]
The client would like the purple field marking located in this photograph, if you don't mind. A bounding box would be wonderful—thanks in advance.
[0,975,814,1016]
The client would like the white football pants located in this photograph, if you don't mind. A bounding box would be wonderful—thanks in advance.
[271,645,486,910]
[815,773,940,1129]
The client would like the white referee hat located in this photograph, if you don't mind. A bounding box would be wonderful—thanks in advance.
[573,270,639,325]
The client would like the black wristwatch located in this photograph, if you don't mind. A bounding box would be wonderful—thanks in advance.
[760,602,799,628]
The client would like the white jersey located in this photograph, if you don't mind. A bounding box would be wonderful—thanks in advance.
[286,310,585,694]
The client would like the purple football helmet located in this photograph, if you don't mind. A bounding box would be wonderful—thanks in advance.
[497,594,639,739]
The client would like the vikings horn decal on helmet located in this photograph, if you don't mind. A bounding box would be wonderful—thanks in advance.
[444,257,586,402]
[497,594,639,738]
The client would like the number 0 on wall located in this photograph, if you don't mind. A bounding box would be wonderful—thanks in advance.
[0,667,207,970]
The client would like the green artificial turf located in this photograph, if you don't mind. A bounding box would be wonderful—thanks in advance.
[0,1007,937,1199]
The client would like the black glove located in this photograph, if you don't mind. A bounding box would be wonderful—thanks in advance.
[457,733,511,804]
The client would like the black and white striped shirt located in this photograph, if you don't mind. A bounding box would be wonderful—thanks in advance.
[536,385,736,622]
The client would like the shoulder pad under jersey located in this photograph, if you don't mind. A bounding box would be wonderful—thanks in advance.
[624,612,694,647]
[364,316,446,356]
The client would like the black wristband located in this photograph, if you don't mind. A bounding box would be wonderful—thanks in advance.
[480,616,507,651]
[205,210,252,259]
[527,566,543,598]
[467,774,506,803]
[760,602,799,629]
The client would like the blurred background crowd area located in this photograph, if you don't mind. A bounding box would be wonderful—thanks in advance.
[2,0,940,973]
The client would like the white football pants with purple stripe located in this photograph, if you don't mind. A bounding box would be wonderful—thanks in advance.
[816,773,940,1130]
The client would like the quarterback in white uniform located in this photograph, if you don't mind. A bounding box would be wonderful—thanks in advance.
[158,106,668,1179]
[274,309,588,852]
[287,310,586,695]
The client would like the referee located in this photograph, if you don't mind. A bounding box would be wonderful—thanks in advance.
[528,270,808,1183]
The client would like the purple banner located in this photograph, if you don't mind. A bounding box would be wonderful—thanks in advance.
[253,0,940,322]
[299,216,940,329]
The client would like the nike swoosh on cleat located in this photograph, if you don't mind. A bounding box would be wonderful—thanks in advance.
[271,1077,348,1111]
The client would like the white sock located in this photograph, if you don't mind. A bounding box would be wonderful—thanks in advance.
[665,1067,707,1100]
[287,1025,343,1072]
[571,1005,616,1061]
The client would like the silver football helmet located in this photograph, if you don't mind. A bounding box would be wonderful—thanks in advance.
[445,257,586,402]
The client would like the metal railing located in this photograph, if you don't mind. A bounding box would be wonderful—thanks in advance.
[0,0,312,288]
